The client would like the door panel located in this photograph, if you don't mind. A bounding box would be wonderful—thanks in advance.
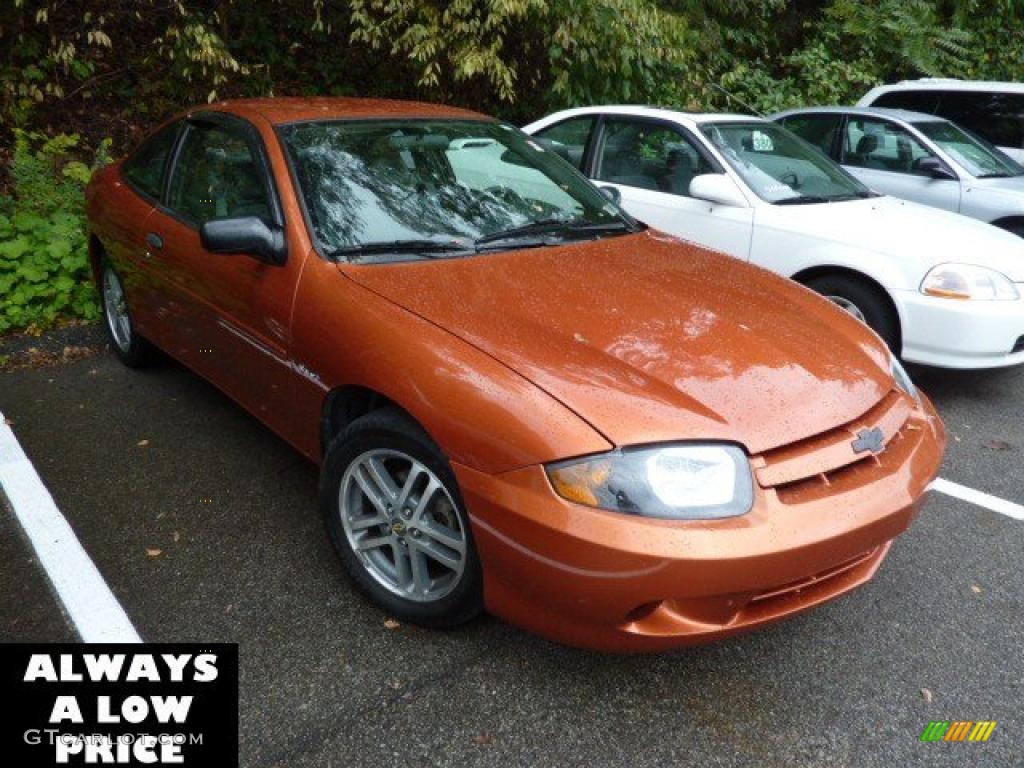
[91,180,159,335]
[95,123,182,344]
[154,117,307,440]
[592,117,753,259]
[841,116,961,212]
[844,165,960,212]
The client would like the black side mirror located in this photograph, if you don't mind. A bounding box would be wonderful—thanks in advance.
[915,156,957,181]
[200,217,287,265]
[599,185,622,205]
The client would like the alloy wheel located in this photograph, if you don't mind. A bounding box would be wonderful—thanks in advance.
[102,266,132,352]
[338,449,468,603]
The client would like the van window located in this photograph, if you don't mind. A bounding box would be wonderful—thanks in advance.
[871,90,942,115]
[933,91,1024,151]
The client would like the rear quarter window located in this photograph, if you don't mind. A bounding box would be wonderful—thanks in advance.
[122,124,179,200]
[778,114,842,158]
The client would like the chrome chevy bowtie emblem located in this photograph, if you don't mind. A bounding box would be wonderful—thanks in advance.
[852,426,885,455]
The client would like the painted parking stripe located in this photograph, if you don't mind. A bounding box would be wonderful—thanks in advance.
[932,477,1024,521]
[0,411,141,642]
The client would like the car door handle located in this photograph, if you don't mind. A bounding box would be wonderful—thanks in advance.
[146,232,164,250]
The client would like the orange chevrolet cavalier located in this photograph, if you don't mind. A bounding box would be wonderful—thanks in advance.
[85,98,945,651]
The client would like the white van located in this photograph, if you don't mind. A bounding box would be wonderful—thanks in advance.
[859,79,1024,162]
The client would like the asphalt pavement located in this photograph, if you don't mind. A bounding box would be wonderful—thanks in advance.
[1,343,1021,767]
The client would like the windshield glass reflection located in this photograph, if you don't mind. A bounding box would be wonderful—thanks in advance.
[914,120,1024,178]
[280,120,628,261]
[702,121,871,204]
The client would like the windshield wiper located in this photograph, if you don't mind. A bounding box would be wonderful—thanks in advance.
[775,195,832,205]
[976,171,1013,179]
[328,239,472,261]
[775,191,874,205]
[474,218,579,245]
[475,218,632,247]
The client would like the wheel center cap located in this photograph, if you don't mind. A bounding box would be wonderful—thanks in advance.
[390,520,407,536]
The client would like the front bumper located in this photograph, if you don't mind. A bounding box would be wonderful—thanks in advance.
[454,396,945,652]
[896,288,1024,369]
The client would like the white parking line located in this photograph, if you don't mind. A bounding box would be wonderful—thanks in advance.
[931,477,1024,521]
[0,411,141,642]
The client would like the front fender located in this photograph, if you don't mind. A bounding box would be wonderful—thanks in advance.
[289,258,612,473]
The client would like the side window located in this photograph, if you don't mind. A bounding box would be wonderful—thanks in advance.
[934,91,1024,150]
[122,124,179,200]
[595,119,715,195]
[778,114,842,159]
[842,117,934,175]
[532,116,594,170]
[871,90,941,115]
[167,122,271,225]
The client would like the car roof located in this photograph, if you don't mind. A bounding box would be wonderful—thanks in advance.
[193,97,492,126]
[870,78,1024,94]
[772,105,946,124]
[533,105,763,127]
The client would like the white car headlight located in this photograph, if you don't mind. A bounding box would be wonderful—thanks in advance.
[546,444,754,520]
[890,356,919,403]
[921,263,1019,301]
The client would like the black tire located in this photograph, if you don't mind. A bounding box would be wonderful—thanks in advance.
[99,260,155,368]
[320,407,483,628]
[806,274,901,354]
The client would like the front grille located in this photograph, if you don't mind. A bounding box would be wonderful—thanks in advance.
[754,391,915,505]
[1012,335,1024,354]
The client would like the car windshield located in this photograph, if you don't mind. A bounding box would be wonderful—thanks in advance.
[279,119,633,261]
[913,120,1024,178]
[701,121,872,204]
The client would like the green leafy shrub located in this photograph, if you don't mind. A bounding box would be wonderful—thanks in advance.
[0,131,110,333]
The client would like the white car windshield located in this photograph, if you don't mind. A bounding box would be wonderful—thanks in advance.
[701,121,872,205]
[280,119,634,261]
[913,120,1024,179]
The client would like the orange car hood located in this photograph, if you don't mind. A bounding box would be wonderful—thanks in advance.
[341,230,894,454]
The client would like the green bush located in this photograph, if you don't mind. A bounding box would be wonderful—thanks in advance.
[0,131,110,333]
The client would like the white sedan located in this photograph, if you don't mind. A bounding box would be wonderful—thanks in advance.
[523,106,1024,369]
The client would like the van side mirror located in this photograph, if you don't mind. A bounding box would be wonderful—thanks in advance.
[688,174,749,207]
[200,217,287,265]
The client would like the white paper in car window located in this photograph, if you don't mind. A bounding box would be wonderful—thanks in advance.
[752,131,774,152]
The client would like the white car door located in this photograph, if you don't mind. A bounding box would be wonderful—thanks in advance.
[841,115,961,213]
[589,117,754,259]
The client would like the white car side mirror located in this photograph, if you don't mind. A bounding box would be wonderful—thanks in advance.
[689,173,748,207]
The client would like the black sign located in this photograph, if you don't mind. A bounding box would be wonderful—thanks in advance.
[1,644,238,767]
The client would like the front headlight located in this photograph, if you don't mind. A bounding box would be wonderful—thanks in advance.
[546,443,754,520]
[890,356,919,403]
[921,263,1019,301]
